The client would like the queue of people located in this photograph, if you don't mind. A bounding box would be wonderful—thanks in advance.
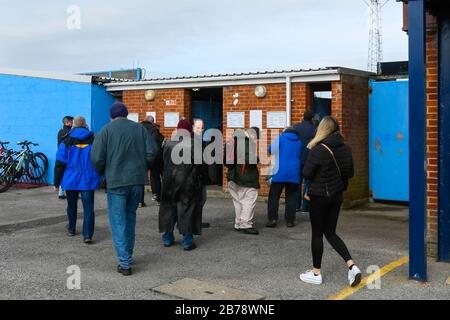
[53,103,361,287]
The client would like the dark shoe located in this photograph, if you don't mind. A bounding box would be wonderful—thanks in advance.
[117,265,132,276]
[241,228,259,235]
[234,227,242,232]
[58,195,66,200]
[184,243,197,251]
[201,222,210,228]
[84,238,92,244]
[66,224,75,236]
[286,222,295,228]
[138,202,146,208]
[266,220,277,228]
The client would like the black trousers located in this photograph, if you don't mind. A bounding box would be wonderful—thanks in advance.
[309,192,352,269]
[267,182,299,223]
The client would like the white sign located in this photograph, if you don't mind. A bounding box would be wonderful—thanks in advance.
[267,111,287,128]
[227,112,245,128]
[164,112,179,127]
[127,113,139,123]
[146,111,156,122]
[165,99,177,106]
[249,110,263,130]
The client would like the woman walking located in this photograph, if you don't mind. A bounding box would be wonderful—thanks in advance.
[54,116,102,243]
[300,116,361,286]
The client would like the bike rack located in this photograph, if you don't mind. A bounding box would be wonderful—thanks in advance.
[12,175,48,189]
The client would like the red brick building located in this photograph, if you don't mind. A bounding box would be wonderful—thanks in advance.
[105,67,372,207]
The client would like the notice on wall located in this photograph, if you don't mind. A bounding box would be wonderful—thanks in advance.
[146,111,156,123]
[164,112,179,127]
[127,113,139,123]
[165,99,177,106]
[267,111,287,128]
[227,112,245,128]
[249,110,263,130]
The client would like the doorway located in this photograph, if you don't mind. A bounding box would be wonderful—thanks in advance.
[191,87,223,186]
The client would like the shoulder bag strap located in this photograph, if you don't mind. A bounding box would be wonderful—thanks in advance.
[320,143,341,177]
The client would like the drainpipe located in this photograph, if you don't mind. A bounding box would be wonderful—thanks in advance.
[286,76,291,127]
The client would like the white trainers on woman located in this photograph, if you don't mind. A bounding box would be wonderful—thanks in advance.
[348,265,362,287]
[299,270,323,285]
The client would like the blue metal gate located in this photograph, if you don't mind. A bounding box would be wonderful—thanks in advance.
[369,80,409,202]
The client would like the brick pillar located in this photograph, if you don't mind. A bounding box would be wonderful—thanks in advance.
[332,77,369,207]
[426,29,439,257]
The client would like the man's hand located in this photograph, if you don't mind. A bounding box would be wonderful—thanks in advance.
[53,186,58,192]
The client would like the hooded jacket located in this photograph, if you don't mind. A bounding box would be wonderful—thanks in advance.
[225,129,260,189]
[268,129,303,184]
[302,132,354,197]
[54,127,101,190]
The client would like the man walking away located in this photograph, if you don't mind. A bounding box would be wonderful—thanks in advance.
[293,111,317,213]
[54,116,101,243]
[57,116,73,199]
[141,115,164,207]
[91,102,157,276]
[266,128,302,228]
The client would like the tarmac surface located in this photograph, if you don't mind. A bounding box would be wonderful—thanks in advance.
[0,186,448,300]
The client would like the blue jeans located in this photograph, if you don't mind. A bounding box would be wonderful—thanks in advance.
[66,190,95,239]
[301,180,311,212]
[107,185,143,270]
[162,207,194,248]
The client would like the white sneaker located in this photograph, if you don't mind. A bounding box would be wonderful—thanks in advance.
[348,265,362,287]
[299,270,323,285]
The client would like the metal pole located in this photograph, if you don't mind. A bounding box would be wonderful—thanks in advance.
[408,0,427,281]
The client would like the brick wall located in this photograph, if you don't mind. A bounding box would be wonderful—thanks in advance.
[120,79,369,205]
[222,83,310,196]
[122,89,191,139]
[332,76,370,207]
[426,29,439,257]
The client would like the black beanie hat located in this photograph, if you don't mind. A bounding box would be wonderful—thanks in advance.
[110,102,129,119]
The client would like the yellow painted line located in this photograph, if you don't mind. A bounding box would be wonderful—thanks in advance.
[327,256,409,300]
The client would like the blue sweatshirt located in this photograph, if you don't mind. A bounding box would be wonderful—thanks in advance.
[268,129,303,184]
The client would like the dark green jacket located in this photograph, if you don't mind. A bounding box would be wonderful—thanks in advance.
[225,132,260,189]
[90,118,157,189]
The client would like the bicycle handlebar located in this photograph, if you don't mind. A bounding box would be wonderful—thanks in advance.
[17,141,39,147]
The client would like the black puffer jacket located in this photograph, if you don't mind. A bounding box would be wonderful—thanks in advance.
[302,132,354,197]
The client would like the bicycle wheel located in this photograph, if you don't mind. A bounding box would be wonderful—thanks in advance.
[25,152,48,181]
[0,163,16,193]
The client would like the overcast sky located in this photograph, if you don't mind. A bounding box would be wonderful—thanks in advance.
[0,0,407,78]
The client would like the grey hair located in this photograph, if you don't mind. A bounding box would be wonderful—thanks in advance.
[72,116,89,129]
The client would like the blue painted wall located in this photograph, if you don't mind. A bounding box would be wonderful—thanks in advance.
[91,84,115,133]
[0,74,114,184]
[369,79,409,202]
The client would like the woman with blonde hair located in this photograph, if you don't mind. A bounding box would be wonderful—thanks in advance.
[299,116,361,286]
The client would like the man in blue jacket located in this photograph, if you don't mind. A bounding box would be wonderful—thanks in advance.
[54,116,101,244]
[266,128,302,228]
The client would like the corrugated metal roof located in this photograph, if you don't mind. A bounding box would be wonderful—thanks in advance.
[104,66,373,91]
[122,67,337,82]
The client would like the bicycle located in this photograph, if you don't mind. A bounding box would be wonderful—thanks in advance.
[0,141,48,193]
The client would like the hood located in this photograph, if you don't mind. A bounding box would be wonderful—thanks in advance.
[69,127,93,140]
[283,129,300,141]
[322,132,345,147]
[142,121,157,129]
